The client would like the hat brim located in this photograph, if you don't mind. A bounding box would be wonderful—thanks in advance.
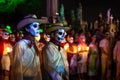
[46,26,71,34]
[17,18,43,30]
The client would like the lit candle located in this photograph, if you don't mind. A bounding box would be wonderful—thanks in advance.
[78,45,81,52]
[73,45,77,53]
[64,43,69,50]
[3,46,12,55]
[86,46,89,51]
[7,47,12,53]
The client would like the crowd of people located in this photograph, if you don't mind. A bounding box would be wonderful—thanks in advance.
[0,14,120,80]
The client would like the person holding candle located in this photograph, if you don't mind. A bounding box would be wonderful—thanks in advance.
[77,32,89,80]
[0,29,12,80]
[64,35,78,80]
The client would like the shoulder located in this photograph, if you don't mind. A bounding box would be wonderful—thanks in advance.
[13,39,29,49]
[100,39,106,44]
[116,41,120,45]
[44,42,56,48]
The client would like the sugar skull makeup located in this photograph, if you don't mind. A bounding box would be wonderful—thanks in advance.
[2,32,9,40]
[55,28,66,43]
[29,22,40,37]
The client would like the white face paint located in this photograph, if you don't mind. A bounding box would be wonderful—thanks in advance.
[2,32,9,40]
[29,22,40,37]
[55,28,66,42]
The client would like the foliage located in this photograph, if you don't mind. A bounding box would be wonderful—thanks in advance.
[0,0,25,13]
[0,0,43,13]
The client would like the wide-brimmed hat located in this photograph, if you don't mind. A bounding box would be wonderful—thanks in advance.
[17,14,42,30]
[46,23,71,33]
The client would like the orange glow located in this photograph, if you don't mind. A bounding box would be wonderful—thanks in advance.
[86,46,89,51]
[72,45,78,53]
[3,44,12,55]
[7,47,12,53]
[64,43,78,54]
[78,46,81,51]
[78,45,89,52]
[64,43,69,50]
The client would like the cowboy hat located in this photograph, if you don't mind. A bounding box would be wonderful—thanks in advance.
[17,14,47,30]
[46,23,71,33]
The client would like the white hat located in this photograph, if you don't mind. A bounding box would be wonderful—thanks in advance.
[46,23,71,33]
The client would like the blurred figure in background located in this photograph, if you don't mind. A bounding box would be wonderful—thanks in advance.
[77,33,89,80]
[64,35,78,80]
[113,33,120,80]
[99,31,112,80]
[9,34,16,46]
[88,34,99,80]
[0,29,12,80]
[16,32,24,42]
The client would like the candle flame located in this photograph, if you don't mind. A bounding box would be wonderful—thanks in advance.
[64,43,69,50]
[86,46,89,51]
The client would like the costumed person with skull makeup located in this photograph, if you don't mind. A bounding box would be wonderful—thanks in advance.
[0,29,12,80]
[42,23,70,80]
[11,14,42,80]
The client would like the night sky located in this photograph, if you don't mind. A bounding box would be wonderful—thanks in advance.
[60,0,120,22]
[0,0,120,27]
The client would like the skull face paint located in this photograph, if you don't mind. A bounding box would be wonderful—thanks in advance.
[29,22,40,37]
[55,28,66,42]
[2,32,9,40]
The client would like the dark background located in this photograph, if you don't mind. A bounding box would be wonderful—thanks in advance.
[0,0,119,28]
[60,0,120,22]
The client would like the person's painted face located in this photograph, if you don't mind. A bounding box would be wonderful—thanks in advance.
[2,32,9,40]
[55,28,66,42]
[29,22,40,37]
